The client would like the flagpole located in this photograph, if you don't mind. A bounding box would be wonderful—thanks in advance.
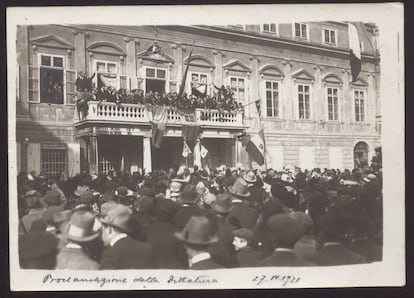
[178,40,196,99]
[257,99,267,171]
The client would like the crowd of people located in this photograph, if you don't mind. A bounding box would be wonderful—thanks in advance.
[17,152,383,270]
[76,72,244,120]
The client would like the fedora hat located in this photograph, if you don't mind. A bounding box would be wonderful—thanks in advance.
[243,171,257,184]
[99,204,133,233]
[180,184,201,204]
[211,192,233,214]
[174,216,218,246]
[61,211,101,243]
[267,214,305,247]
[74,185,90,196]
[228,177,251,198]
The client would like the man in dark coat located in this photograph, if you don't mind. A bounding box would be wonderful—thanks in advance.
[143,198,186,269]
[310,212,367,266]
[173,184,204,229]
[174,216,223,269]
[99,204,154,269]
[256,214,314,267]
[232,228,264,267]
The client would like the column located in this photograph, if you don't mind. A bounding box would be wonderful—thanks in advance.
[27,143,41,175]
[68,142,81,177]
[125,37,137,89]
[87,136,98,174]
[367,73,376,133]
[213,50,224,86]
[73,30,86,72]
[249,56,259,118]
[282,60,294,125]
[235,139,243,168]
[143,136,152,173]
[313,65,323,121]
[175,44,184,92]
[194,139,201,168]
[341,70,351,125]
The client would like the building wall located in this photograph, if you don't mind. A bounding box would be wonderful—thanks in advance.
[15,23,381,175]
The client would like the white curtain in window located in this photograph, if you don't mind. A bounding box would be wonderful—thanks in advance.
[68,143,80,177]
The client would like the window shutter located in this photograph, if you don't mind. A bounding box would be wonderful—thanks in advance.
[27,143,41,175]
[65,69,77,104]
[28,65,39,102]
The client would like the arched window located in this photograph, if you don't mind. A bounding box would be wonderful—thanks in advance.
[354,141,369,168]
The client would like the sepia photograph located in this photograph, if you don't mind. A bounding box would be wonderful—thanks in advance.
[7,3,405,291]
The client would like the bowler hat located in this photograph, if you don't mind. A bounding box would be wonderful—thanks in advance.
[267,214,306,247]
[174,216,218,246]
[61,211,101,243]
[211,192,233,214]
[228,177,251,198]
[99,204,133,233]
[243,171,257,184]
[43,190,62,206]
[180,184,201,204]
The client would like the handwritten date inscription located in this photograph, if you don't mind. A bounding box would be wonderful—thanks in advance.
[252,274,301,287]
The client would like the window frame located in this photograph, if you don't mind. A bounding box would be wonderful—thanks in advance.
[261,23,278,35]
[189,71,210,96]
[296,82,312,120]
[144,66,169,93]
[322,28,338,46]
[292,22,309,40]
[40,147,68,178]
[94,59,120,89]
[229,75,247,104]
[264,80,280,118]
[325,85,340,122]
[37,53,67,104]
[353,89,366,123]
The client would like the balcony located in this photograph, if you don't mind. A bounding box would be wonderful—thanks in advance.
[75,101,244,129]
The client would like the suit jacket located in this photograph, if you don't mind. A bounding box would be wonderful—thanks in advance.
[257,249,314,267]
[311,243,367,266]
[173,204,202,229]
[56,246,99,270]
[349,239,382,263]
[236,246,264,267]
[100,236,154,270]
[143,220,186,269]
[227,202,259,229]
[191,258,223,270]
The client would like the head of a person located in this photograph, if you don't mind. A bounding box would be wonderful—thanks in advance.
[99,204,133,246]
[267,213,306,249]
[232,228,254,251]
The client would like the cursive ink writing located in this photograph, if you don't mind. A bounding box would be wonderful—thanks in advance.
[252,274,301,287]
[167,275,218,284]
[43,274,127,288]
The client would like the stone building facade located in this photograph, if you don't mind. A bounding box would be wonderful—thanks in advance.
[15,22,381,177]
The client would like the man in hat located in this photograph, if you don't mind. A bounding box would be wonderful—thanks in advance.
[227,177,259,229]
[310,211,366,266]
[232,228,263,267]
[174,216,222,269]
[173,184,204,229]
[56,211,101,270]
[21,190,46,233]
[99,204,154,269]
[257,213,313,266]
[143,198,185,269]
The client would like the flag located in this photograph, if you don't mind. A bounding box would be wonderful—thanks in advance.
[255,99,261,116]
[120,155,125,172]
[182,125,201,149]
[200,145,208,159]
[150,105,168,148]
[178,41,195,99]
[182,141,192,158]
[98,73,117,89]
[348,23,361,82]
[191,83,207,97]
[246,129,265,165]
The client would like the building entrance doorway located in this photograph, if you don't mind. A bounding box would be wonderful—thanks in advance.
[354,141,369,168]
[151,137,183,170]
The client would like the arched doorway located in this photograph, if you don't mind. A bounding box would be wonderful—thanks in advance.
[354,141,369,168]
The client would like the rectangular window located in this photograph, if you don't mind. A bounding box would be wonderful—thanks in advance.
[145,67,167,94]
[262,23,277,34]
[323,28,337,45]
[327,87,339,121]
[230,77,245,102]
[39,54,65,104]
[96,60,119,89]
[41,148,67,178]
[265,80,279,117]
[294,23,308,39]
[191,72,208,96]
[354,90,365,122]
[298,84,311,120]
